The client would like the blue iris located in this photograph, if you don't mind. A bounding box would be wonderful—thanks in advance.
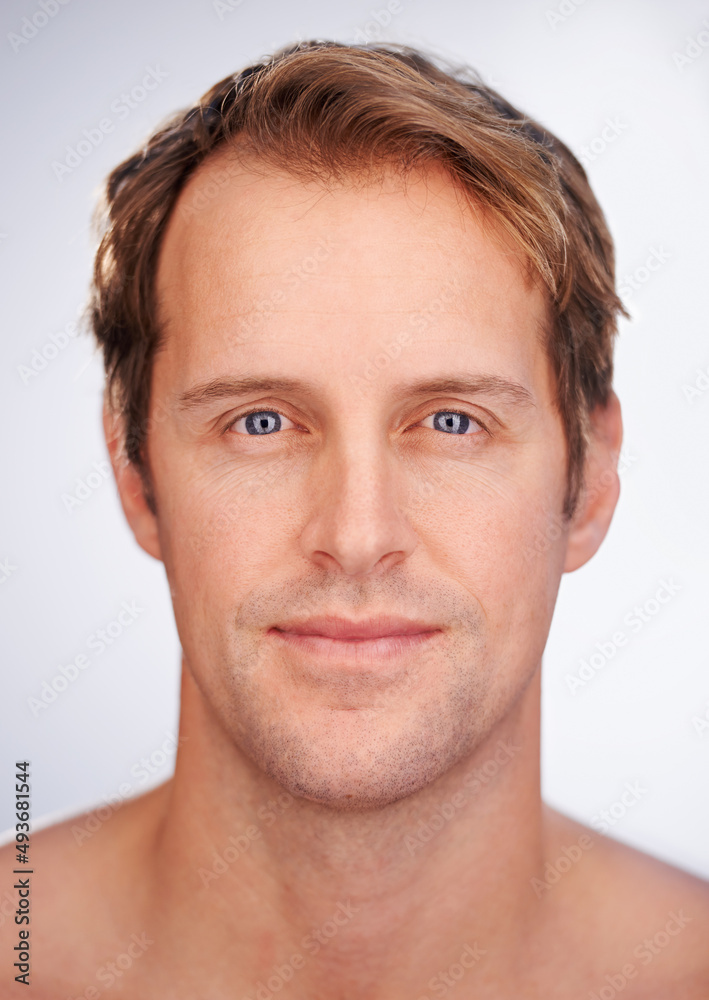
[245,411,281,435]
[433,412,470,434]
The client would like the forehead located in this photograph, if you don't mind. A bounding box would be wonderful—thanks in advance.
[154,151,551,390]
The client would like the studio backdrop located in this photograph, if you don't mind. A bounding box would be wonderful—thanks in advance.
[1,0,708,878]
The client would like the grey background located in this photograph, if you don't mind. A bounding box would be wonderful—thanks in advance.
[1,0,708,878]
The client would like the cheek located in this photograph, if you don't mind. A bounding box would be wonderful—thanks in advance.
[152,448,302,605]
[411,448,567,662]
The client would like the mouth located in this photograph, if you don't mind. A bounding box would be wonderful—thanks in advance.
[267,615,444,665]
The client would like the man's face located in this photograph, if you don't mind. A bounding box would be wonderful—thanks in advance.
[147,155,569,809]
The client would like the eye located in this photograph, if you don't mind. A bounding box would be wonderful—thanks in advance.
[228,410,295,436]
[421,410,485,435]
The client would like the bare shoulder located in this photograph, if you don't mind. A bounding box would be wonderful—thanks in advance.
[541,806,709,997]
[0,782,169,996]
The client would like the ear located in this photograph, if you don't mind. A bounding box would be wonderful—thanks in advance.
[564,390,623,573]
[103,398,163,561]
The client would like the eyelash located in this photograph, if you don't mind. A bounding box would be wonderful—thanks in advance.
[223,407,490,436]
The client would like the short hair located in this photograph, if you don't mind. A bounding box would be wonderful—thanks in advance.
[91,40,626,519]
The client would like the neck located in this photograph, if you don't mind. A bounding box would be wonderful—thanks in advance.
[148,663,546,998]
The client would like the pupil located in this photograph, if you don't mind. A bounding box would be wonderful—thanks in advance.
[246,411,281,435]
[434,411,469,434]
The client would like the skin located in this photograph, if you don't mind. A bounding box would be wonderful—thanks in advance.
[2,154,708,999]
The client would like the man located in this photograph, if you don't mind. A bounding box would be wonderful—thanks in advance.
[3,40,708,998]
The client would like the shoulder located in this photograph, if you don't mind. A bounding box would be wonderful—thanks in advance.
[0,782,169,995]
[541,806,709,997]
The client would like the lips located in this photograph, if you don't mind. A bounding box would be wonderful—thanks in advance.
[266,615,443,668]
[270,615,441,641]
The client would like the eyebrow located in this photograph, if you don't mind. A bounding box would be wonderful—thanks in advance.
[175,373,535,411]
[176,377,317,410]
[390,375,535,408]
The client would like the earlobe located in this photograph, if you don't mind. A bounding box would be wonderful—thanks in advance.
[103,399,163,562]
[563,391,623,573]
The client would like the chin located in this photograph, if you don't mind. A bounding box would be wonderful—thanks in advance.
[237,708,475,813]
[266,768,438,813]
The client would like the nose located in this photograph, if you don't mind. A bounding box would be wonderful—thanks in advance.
[299,432,418,578]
